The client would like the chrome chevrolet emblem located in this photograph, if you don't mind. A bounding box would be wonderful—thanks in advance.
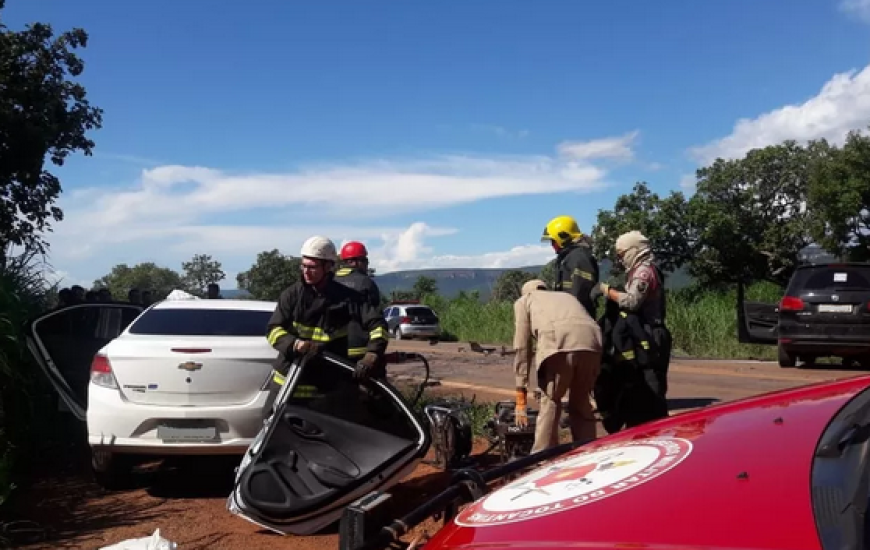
[178,361,202,371]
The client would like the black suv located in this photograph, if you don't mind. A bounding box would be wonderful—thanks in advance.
[738,262,870,368]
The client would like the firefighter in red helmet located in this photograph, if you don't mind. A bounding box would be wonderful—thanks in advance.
[335,241,386,378]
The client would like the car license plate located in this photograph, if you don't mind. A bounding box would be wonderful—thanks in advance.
[818,304,853,314]
[157,422,217,443]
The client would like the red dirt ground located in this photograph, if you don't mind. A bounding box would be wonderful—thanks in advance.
[3,411,509,550]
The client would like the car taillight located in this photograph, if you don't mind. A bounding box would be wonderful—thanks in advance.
[90,354,118,389]
[780,296,805,311]
[401,316,411,324]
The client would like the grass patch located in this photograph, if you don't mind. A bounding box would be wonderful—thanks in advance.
[0,248,58,513]
[418,282,784,361]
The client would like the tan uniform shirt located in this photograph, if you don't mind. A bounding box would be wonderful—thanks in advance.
[512,290,603,388]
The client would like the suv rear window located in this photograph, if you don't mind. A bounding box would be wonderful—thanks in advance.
[789,265,870,292]
[128,309,272,336]
[405,307,436,317]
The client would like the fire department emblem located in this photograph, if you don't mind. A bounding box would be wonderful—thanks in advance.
[454,437,693,527]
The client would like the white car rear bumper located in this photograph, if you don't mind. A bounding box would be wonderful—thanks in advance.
[86,384,269,456]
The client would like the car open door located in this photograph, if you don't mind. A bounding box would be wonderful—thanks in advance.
[736,280,779,345]
[24,302,144,420]
[227,350,431,536]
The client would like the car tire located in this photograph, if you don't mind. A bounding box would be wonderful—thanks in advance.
[778,344,796,368]
[91,449,135,491]
[393,326,404,340]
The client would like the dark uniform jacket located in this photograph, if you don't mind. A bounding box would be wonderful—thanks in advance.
[554,240,599,319]
[334,266,383,358]
[594,298,668,433]
[265,273,389,377]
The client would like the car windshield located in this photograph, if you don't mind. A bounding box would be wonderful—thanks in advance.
[791,266,870,292]
[127,308,272,336]
[811,383,870,550]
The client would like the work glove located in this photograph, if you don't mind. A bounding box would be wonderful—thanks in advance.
[515,387,529,428]
[354,352,379,380]
[294,339,324,355]
[591,282,609,301]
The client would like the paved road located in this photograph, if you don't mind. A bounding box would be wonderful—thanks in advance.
[387,339,870,413]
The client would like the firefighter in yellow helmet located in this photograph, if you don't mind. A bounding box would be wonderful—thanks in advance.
[541,215,600,318]
[595,230,672,398]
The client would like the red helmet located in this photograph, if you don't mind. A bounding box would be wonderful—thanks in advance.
[340,241,368,261]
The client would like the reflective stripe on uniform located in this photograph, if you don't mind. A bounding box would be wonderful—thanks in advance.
[619,350,636,361]
[562,281,573,289]
[641,340,650,349]
[348,347,368,357]
[293,384,318,398]
[336,268,353,276]
[268,327,288,346]
[369,326,388,341]
[272,370,287,385]
[292,322,347,342]
[573,268,593,280]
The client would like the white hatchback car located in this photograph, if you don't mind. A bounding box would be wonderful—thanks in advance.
[26,296,279,488]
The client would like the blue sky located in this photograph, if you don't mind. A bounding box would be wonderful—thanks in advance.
[4,0,870,289]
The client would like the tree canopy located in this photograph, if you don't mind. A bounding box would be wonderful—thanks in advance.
[0,1,103,256]
[236,249,301,301]
[592,130,870,290]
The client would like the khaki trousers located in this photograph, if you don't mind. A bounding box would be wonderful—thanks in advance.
[532,350,601,454]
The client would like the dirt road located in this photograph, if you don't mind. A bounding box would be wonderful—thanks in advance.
[387,339,868,411]
[5,342,867,550]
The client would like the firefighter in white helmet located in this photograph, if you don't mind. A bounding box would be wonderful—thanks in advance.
[263,236,390,413]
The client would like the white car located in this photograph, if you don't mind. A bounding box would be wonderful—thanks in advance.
[26,296,279,489]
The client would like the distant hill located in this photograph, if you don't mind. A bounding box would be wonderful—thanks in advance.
[219,260,693,301]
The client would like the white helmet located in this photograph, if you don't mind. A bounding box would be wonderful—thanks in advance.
[300,235,338,263]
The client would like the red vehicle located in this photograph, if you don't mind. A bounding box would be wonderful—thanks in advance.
[342,373,870,550]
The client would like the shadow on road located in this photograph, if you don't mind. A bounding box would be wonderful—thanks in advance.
[667,397,720,411]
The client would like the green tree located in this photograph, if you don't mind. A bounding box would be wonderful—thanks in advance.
[93,263,185,300]
[181,253,225,297]
[236,249,301,301]
[687,140,818,287]
[0,2,103,256]
[490,269,536,302]
[807,129,870,262]
[412,275,438,297]
[540,259,557,289]
[591,182,692,275]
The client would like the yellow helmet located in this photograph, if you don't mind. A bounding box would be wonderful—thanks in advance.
[541,215,583,248]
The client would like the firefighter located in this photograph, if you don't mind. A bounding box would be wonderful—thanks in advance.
[541,215,599,319]
[594,296,668,434]
[512,279,603,454]
[334,241,385,375]
[263,235,390,414]
[596,230,672,398]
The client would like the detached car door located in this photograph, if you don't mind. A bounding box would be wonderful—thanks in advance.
[227,350,431,536]
[24,302,144,420]
[736,281,780,345]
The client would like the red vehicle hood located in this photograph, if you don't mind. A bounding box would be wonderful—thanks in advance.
[424,374,870,550]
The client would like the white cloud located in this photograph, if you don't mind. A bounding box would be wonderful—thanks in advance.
[46,136,635,284]
[372,225,553,272]
[469,124,530,139]
[689,64,870,165]
[679,173,696,192]
[557,130,640,161]
[840,0,870,23]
